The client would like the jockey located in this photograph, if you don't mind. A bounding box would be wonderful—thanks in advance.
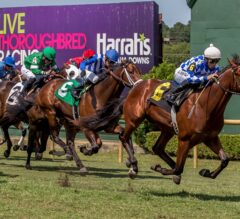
[0,55,17,81]
[72,49,119,98]
[166,43,221,105]
[66,49,96,68]
[21,47,59,93]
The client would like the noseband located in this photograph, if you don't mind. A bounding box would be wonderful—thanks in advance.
[108,62,142,88]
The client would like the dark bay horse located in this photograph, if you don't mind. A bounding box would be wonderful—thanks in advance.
[119,56,240,183]
[0,80,28,157]
[32,61,142,173]
[0,66,68,160]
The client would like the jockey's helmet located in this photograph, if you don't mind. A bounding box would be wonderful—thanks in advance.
[106,49,119,63]
[83,49,96,59]
[4,55,16,68]
[204,44,221,59]
[43,47,56,61]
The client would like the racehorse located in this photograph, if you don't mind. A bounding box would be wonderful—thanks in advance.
[0,80,28,157]
[0,65,69,159]
[30,60,142,173]
[119,55,240,183]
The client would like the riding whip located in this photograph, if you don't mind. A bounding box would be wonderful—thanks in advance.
[187,80,211,119]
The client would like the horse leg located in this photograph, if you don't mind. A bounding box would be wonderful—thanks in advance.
[199,136,229,179]
[65,128,88,175]
[152,131,176,168]
[46,111,73,160]
[119,121,141,179]
[154,140,190,184]
[25,125,37,169]
[0,127,7,145]
[79,130,102,156]
[13,122,27,151]
[2,126,13,158]
[35,122,50,160]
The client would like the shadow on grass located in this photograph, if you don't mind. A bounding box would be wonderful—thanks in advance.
[148,190,240,202]
[0,161,166,180]
[0,171,18,183]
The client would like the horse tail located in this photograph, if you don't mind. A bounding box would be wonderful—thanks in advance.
[80,98,124,131]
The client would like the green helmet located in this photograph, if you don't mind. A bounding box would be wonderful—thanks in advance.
[43,47,56,61]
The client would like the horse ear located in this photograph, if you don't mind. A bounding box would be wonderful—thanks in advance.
[228,58,238,67]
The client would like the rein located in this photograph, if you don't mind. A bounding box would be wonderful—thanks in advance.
[108,64,142,88]
[213,66,240,95]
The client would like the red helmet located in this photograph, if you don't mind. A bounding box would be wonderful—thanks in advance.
[83,49,96,59]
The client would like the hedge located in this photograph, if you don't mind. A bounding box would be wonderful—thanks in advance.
[144,132,240,160]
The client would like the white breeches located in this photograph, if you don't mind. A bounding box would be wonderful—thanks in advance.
[21,65,36,80]
[174,67,189,84]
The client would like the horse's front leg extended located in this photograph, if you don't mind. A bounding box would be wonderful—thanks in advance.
[200,136,229,179]
[79,130,102,156]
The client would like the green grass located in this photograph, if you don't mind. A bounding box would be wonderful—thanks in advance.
[0,146,239,219]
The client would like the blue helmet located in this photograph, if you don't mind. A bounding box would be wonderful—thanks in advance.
[5,55,16,68]
[105,49,119,63]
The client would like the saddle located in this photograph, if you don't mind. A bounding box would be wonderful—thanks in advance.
[149,81,194,112]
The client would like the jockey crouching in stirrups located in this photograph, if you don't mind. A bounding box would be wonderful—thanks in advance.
[166,43,221,106]
[21,47,59,96]
[71,49,119,98]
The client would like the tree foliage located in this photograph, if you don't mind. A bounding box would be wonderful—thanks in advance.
[142,61,175,80]
[163,42,190,67]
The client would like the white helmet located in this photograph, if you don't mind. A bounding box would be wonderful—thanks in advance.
[204,43,221,59]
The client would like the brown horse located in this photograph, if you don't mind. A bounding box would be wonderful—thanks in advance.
[119,56,240,183]
[31,60,142,173]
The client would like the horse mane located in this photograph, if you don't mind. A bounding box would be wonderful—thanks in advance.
[221,54,240,73]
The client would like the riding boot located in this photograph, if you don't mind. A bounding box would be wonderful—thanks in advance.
[22,78,36,95]
[166,80,189,104]
[71,78,86,99]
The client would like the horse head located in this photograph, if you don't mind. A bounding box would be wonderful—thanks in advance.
[61,64,80,80]
[107,59,142,88]
[219,54,240,94]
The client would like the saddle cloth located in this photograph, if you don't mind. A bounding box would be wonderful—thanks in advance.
[55,80,80,106]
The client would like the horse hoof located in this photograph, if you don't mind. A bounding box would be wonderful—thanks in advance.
[79,167,88,176]
[4,150,10,158]
[172,175,181,185]
[151,164,162,173]
[128,168,137,179]
[35,153,43,160]
[25,165,32,170]
[66,154,73,161]
[20,145,28,151]
[79,146,92,156]
[13,145,20,151]
[125,159,131,168]
[199,169,211,177]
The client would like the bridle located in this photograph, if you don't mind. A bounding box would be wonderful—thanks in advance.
[213,65,240,95]
[107,62,142,88]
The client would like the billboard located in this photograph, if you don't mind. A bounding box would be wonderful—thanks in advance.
[0,2,160,73]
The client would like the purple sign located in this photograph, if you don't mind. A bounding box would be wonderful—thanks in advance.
[0,2,160,72]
